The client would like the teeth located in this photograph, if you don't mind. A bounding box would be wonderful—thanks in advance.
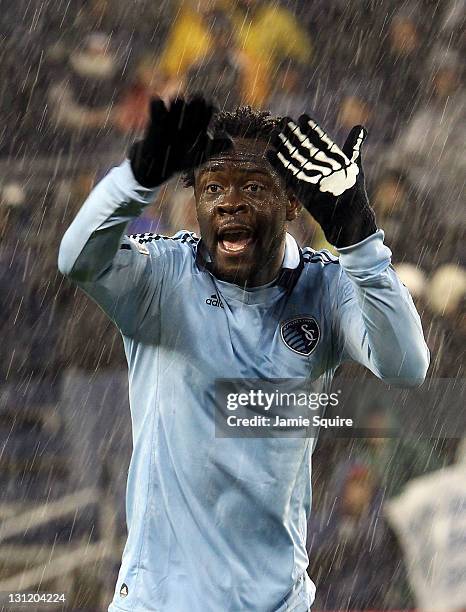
[218,227,254,253]
[222,240,249,252]
[220,234,253,253]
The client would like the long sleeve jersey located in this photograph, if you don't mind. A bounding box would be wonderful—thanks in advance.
[58,160,429,612]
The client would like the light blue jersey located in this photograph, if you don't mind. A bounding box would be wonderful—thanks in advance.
[58,160,429,612]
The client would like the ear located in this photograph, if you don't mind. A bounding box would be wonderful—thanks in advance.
[286,191,301,222]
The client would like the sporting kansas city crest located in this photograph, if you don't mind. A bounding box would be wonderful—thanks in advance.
[280,316,320,356]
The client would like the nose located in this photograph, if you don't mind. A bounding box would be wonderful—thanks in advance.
[216,196,250,216]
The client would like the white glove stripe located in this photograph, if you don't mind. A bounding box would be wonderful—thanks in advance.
[319,163,359,195]
[350,128,365,163]
[301,122,348,168]
[278,134,333,176]
[295,169,322,184]
[307,118,348,160]
[276,152,321,184]
[284,122,341,171]
[284,121,321,158]
[276,118,362,195]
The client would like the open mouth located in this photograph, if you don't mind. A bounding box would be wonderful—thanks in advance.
[217,226,255,254]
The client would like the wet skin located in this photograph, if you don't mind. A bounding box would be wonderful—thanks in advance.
[194,138,300,287]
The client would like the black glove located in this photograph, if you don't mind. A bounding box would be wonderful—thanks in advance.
[129,96,232,188]
[267,114,377,248]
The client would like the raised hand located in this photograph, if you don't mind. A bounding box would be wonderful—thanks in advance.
[267,114,377,247]
[129,96,232,188]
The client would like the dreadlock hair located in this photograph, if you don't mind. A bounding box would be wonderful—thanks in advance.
[183,106,281,188]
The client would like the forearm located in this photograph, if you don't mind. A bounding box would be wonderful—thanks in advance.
[58,160,159,281]
[336,231,430,386]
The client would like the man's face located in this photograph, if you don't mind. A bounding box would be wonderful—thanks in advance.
[194,138,298,286]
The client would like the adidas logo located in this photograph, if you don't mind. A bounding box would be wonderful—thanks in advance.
[206,293,224,308]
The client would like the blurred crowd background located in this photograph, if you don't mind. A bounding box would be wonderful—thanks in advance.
[0,0,465,610]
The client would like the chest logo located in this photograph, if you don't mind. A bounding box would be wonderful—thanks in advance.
[206,293,224,308]
[280,316,320,356]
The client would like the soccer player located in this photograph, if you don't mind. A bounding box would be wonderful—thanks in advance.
[58,97,429,612]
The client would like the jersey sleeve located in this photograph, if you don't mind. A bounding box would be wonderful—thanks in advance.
[330,230,430,386]
[58,159,163,337]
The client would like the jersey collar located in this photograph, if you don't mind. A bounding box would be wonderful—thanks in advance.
[195,232,304,294]
[276,233,304,292]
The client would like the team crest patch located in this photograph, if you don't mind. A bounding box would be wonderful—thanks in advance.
[280,316,320,356]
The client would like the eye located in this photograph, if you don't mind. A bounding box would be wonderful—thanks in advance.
[244,183,264,193]
[206,183,223,193]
